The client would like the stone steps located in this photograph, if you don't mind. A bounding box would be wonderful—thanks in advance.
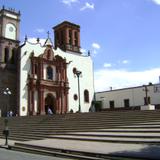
[1,110,160,142]
[3,110,160,159]
[49,135,160,144]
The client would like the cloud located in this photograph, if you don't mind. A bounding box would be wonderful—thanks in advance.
[35,28,45,33]
[118,60,130,65]
[92,43,100,49]
[151,0,160,5]
[91,42,101,57]
[62,0,79,6]
[80,2,95,11]
[80,48,87,54]
[104,63,112,68]
[94,67,160,92]
[122,60,129,64]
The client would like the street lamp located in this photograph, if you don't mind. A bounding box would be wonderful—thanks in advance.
[2,88,11,147]
[3,88,11,117]
[74,70,82,112]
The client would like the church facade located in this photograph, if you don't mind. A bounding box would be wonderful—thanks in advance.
[0,7,94,116]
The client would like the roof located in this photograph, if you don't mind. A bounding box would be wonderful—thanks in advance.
[53,21,80,30]
[96,83,160,94]
[44,38,53,46]
[0,6,20,16]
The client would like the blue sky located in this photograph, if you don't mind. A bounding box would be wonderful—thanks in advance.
[1,0,160,91]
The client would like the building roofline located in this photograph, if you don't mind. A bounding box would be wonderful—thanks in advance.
[53,21,80,30]
[96,83,160,94]
[0,6,20,16]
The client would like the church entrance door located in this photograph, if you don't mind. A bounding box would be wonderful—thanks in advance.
[45,94,56,114]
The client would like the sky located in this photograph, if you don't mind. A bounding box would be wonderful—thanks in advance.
[1,0,160,91]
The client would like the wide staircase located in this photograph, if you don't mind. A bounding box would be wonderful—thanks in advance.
[1,110,160,159]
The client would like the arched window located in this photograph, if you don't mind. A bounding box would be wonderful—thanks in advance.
[69,30,72,45]
[47,66,53,80]
[4,47,9,63]
[74,31,78,46]
[84,90,89,103]
[34,64,38,75]
[11,48,16,64]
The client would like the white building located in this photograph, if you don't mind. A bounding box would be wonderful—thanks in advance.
[96,83,160,110]
[19,21,94,116]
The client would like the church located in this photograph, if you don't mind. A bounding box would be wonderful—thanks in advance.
[0,7,94,116]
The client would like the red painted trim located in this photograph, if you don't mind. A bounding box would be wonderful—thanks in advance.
[28,46,69,115]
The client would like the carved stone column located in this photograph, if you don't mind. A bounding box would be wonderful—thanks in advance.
[38,88,45,115]
[31,90,35,115]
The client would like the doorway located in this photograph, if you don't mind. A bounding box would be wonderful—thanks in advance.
[45,94,56,114]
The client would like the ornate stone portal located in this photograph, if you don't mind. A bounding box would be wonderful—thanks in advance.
[27,42,69,115]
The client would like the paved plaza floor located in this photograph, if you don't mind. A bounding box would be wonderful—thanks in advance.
[12,138,160,159]
[0,148,71,160]
[1,138,160,159]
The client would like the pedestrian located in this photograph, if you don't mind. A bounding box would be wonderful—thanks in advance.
[48,107,53,115]
[9,110,13,117]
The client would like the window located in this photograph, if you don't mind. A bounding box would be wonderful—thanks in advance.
[144,97,151,105]
[47,66,53,80]
[84,90,89,103]
[4,47,9,63]
[109,101,114,109]
[124,99,130,108]
[73,94,78,101]
[34,64,38,75]
[69,30,72,45]
[74,31,78,46]
[11,48,16,64]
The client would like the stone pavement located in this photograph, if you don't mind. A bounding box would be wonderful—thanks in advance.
[0,148,70,160]
[15,138,160,159]
[0,138,71,160]
[0,138,16,146]
[1,137,160,159]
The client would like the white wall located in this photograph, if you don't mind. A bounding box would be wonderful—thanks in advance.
[19,41,94,115]
[54,48,94,113]
[96,84,160,109]
[20,42,45,116]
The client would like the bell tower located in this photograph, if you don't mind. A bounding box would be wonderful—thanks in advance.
[0,6,20,67]
[0,6,20,116]
[53,21,81,53]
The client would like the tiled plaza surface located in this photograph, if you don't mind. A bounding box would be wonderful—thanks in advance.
[0,147,70,160]
[1,138,160,159]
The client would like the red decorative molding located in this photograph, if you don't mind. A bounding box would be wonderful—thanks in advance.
[28,45,69,115]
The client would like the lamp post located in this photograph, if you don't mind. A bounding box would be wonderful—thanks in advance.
[3,88,11,117]
[75,70,82,112]
[3,118,9,146]
[3,88,11,147]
